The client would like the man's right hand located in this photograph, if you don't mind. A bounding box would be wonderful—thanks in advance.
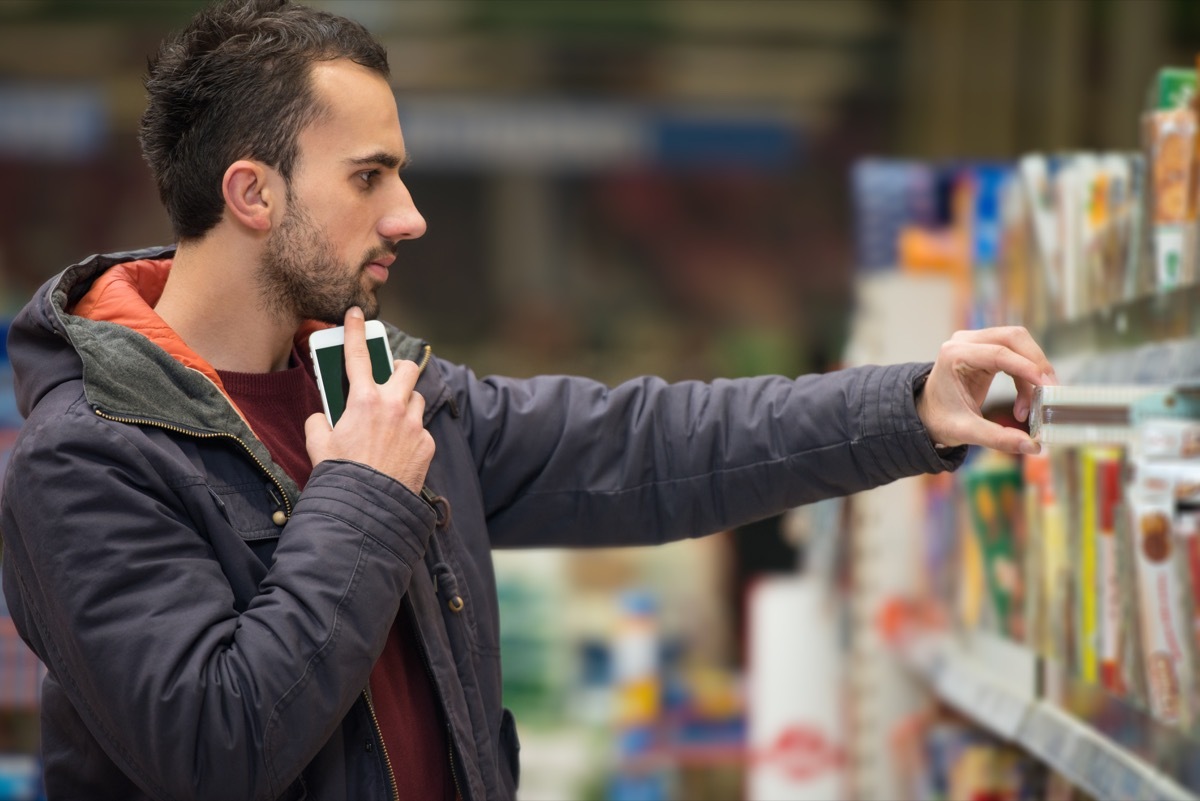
[305,307,435,493]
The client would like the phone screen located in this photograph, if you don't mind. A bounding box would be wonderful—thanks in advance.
[313,338,394,425]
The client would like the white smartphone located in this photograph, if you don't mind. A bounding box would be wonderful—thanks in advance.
[309,320,395,426]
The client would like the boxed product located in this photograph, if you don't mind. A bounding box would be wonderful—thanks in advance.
[1030,385,1166,446]
[1126,418,1200,728]
[1093,448,1129,695]
[1044,449,1076,669]
[962,453,1025,641]
[1146,67,1197,113]
[1077,447,1125,685]
[1022,452,1050,654]
[1144,106,1197,290]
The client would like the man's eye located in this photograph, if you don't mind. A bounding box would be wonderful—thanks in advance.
[358,169,380,187]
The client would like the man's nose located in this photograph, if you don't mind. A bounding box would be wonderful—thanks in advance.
[379,183,427,241]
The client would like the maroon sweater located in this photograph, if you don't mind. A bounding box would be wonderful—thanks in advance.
[218,357,456,800]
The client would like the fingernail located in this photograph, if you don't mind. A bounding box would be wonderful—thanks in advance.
[1014,399,1029,422]
[1020,439,1041,456]
[1040,372,1056,386]
[348,307,363,320]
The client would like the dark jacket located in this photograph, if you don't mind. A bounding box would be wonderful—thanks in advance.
[0,246,962,800]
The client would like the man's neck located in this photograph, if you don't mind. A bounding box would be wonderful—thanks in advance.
[154,236,299,373]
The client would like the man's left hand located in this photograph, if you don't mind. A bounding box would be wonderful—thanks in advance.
[916,326,1056,456]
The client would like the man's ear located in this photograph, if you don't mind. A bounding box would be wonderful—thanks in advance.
[222,160,275,232]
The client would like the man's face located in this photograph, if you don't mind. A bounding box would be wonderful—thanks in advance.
[258,59,426,324]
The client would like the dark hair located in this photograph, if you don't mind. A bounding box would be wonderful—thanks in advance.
[139,0,389,240]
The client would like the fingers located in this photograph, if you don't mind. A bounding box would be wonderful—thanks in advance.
[304,412,331,466]
[952,326,1054,379]
[952,416,1042,457]
[384,359,421,399]
[341,307,373,388]
[947,327,1058,426]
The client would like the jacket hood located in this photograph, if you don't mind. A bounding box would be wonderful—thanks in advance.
[9,245,431,505]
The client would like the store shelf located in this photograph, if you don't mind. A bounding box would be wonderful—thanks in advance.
[897,629,1199,801]
[1022,703,1193,801]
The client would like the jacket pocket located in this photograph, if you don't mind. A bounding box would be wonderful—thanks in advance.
[499,706,521,791]
[207,480,283,540]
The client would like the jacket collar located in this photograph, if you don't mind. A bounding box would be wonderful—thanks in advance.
[31,245,439,507]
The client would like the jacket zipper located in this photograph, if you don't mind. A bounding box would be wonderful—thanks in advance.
[91,409,293,517]
[364,688,400,801]
[407,597,466,801]
[93,405,408,798]
[96,347,436,799]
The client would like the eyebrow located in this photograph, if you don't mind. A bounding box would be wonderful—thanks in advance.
[344,151,408,170]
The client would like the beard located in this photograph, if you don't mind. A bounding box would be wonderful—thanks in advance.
[257,199,393,325]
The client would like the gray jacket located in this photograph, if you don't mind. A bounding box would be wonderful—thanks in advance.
[0,246,963,800]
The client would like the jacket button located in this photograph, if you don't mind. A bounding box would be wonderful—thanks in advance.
[448,596,464,613]
[272,510,287,526]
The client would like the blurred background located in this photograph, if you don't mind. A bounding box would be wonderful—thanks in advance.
[0,2,1198,800]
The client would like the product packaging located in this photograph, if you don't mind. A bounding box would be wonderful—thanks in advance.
[1022,452,1050,653]
[1127,419,1200,728]
[1054,157,1083,320]
[1147,67,1197,113]
[1077,447,1125,684]
[1093,449,1129,695]
[962,454,1025,640]
[1045,449,1076,670]
[1018,154,1062,324]
[1030,385,1166,446]
[1144,107,1197,290]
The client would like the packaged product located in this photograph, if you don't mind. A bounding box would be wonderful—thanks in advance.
[1093,449,1129,695]
[1147,66,1197,112]
[1030,385,1165,446]
[1126,418,1200,727]
[968,165,1012,328]
[962,454,1024,640]
[947,742,1021,801]
[922,472,960,611]
[1053,157,1083,320]
[1078,447,1125,684]
[1097,154,1135,310]
[1074,154,1105,316]
[1045,449,1076,669]
[997,170,1034,327]
[1144,106,1197,290]
[1018,154,1061,323]
[1022,452,1050,653]
[1115,491,1150,708]
[1126,481,1188,725]
[1123,152,1153,302]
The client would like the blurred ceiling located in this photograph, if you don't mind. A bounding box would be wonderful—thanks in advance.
[0,0,897,136]
[0,0,1195,158]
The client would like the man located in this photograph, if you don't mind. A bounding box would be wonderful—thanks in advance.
[0,1,1053,799]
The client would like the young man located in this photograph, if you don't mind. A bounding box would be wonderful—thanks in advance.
[0,1,1054,799]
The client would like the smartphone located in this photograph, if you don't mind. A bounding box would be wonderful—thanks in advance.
[309,320,395,426]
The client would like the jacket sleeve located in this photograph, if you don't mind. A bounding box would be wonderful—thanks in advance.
[0,407,436,801]
[440,359,965,548]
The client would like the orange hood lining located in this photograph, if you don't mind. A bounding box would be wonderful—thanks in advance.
[70,259,330,398]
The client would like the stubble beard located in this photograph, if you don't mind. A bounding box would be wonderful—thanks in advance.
[258,200,383,325]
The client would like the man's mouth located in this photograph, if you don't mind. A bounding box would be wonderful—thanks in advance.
[365,254,395,282]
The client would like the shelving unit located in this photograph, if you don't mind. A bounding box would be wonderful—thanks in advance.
[893,283,1200,801]
[897,629,1197,801]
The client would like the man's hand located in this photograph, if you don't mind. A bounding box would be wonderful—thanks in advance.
[305,307,435,492]
[916,326,1056,456]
